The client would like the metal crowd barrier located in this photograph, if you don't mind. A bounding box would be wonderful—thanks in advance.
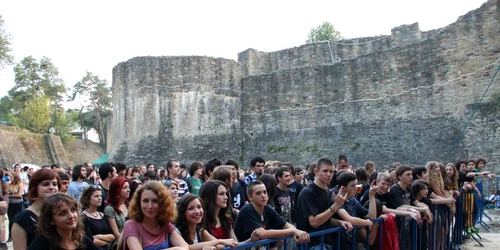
[222,189,489,250]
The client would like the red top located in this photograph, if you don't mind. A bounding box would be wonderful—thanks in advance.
[209,224,229,239]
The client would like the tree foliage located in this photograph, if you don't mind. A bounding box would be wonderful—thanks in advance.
[11,95,51,133]
[71,71,112,149]
[0,15,14,69]
[0,55,77,140]
[11,56,66,107]
[51,107,78,142]
[306,22,343,43]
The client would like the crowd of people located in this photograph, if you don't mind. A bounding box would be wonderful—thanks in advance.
[0,156,495,250]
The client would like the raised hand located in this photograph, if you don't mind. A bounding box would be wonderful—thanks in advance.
[332,186,348,207]
[369,180,379,197]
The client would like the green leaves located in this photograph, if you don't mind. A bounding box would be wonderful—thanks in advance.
[0,15,14,69]
[72,71,112,148]
[14,95,51,133]
[306,22,343,43]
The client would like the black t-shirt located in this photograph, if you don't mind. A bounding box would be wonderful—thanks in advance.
[356,183,370,201]
[359,190,391,207]
[82,214,113,250]
[13,210,39,246]
[458,171,473,188]
[234,204,286,242]
[386,183,415,209]
[231,179,247,210]
[286,180,304,223]
[27,235,100,250]
[274,187,292,223]
[328,170,338,189]
[98,184,109,212]
[296,183,332,247]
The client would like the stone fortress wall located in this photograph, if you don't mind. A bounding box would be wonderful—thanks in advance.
[109,0,500,169]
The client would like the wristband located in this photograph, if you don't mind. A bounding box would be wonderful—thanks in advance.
[330,206,336,213]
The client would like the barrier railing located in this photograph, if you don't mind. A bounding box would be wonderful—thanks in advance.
[223,188,488,250]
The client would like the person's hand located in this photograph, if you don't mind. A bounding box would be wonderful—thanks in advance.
[293,229,310,243]
[369,180,379,197]
[250,228,262,242]
[366,220,374,228]
[423,213,433,224]
[477,191,482,199]
[380,214,389,222]
[202,246,216,250]
[490,174,496,179]
[332,186,348,207]
[339,220,353,232]
[219,239,238,248]
[408,211,421,222]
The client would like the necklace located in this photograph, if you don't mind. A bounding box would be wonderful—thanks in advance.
[86,210,100,218]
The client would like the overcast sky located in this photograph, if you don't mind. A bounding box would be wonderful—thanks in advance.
[0,0,488,100]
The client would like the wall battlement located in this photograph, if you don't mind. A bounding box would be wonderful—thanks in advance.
[109,0,500,168]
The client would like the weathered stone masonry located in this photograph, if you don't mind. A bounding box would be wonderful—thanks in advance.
[109,0,500,169]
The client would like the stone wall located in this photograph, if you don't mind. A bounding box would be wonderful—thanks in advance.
[109,0,500,169]
[108,56,244,164]
[239,0,500,168]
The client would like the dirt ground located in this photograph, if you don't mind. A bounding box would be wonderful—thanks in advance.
[462,209,500,250]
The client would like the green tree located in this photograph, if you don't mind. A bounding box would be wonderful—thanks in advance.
[11,56,66,107]
[71,71,112,149]
[1,56,67,122]
[51,107,78,142]
[0,15,14,69]
[12,95,51,133]
[306,21,343,43]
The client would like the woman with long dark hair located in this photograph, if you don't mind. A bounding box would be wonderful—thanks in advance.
[199,180,234,240]
[104,177,129,249]
[12,169,61,250]
[175,194,238,249]
[80,185,115,250]
[27,193,99,250]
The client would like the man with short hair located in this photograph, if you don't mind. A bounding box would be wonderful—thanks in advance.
[98,162,118,212]
[244,157,265,185]
[226,160,247,211]
[203,159,222,180]
[331,172,375,249]
[187,162,203,195]
[20,166,30,194]
[364,161,376,175]
[115,162,127,178]
[138,164,147,178]
[147,163,155,172]
[282,162,303,224]
[166,159,189,198]
[67,164,89,200]
[234,181,310,248]
[296,158,351,250]
[274,167,293,249]
[328,155,349,188]
[387,165,433,250]
[57,172,71,193]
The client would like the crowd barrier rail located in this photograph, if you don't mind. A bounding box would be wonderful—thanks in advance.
[222,186,496,250]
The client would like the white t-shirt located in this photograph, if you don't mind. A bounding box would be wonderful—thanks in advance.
[19,172,29,194]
